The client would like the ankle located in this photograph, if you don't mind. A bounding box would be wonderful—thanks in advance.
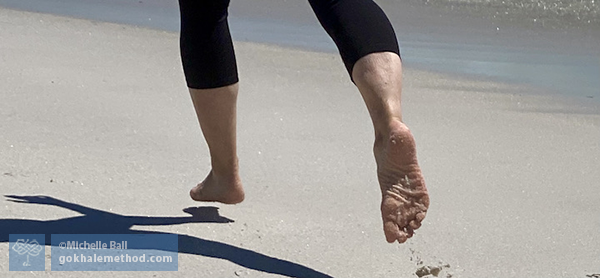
[374,117,405,145]
[210,158,239,179]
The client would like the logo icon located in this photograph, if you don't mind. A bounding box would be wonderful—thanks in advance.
[9,234,45,271]
[12,239,43,266]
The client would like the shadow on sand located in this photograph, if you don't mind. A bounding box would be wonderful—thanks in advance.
[2,195,332,277]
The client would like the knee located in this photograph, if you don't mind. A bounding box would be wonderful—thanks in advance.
[351,52,402,88]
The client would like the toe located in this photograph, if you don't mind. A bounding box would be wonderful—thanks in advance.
[397,230,409,243]
[384,221,402,243]
[406,226,414,238]
[409,220,421,229]
[415,212,426,222]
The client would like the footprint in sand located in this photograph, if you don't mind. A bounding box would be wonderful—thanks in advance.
[409,248,453,278]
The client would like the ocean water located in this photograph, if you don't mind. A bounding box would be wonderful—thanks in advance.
[419,0,599,29]
[0,0,598,101]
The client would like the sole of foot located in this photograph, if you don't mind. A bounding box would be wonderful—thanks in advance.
[375,120,429,243]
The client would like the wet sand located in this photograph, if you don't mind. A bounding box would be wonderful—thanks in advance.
[1,7,600,278]
[1,0,599,100]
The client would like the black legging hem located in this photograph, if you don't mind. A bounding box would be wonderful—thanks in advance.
[185,76,239,90]
[179,0,400,89]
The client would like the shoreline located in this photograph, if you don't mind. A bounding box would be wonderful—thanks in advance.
[0,0,598,101]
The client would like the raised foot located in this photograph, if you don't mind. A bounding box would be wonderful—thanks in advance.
[190,170,245,205]
[375,120,429,244]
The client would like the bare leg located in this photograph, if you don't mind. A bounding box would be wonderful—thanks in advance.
[188,84,244,204]
[352,52,429,243]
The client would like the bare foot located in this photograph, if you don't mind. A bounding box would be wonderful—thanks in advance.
[374,120,429,243]
[190,170,245,205]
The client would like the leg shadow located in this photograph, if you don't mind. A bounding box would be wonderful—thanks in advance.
[2,195,332,278]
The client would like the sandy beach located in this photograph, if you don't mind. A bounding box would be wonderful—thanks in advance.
[1,0,599,101]
[1,7,600,277]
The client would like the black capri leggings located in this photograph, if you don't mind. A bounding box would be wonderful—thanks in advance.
[178,0,400,89]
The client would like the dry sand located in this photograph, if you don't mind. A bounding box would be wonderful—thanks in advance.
[1,7,599,278]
